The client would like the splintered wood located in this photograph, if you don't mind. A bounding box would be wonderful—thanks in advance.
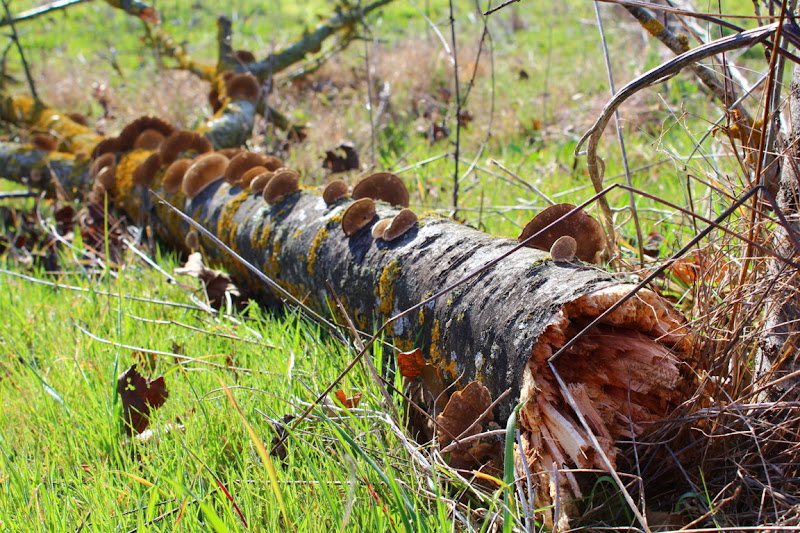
[518,285,693,530]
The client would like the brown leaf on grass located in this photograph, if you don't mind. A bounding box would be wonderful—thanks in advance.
[117,364,169,436]
[436,381,494,448]
[322,142,359,173]
[270,414,295,462]
[174,252,247,310]
[333,389,362,409]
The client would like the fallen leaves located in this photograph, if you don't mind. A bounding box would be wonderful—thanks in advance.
[117,364,169,436]
[174,252,247,310]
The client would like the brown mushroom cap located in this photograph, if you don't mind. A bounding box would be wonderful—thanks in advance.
[90,152,116,182]
[160,130,212,165]
[341,198,377,237]
[323,180,348,206]
[133,129,166,150]
[233,49,256,63]
[225,73,260,101]
[383,208,418,242]
[208,87,222,113]
[118,116,175,151]
[65,112,89,127]
[217,147,243,159]
[32,133,58,152]
[549,235,578,262]
[162,158,193,194]
[95,165,116,191]
[240,166,268,188]
[250,171,273,194]
[262,169,300,204]
[263,155,283,171]
[91,137,121,159]
[352,172,409,207]
[182,153,229,200]
[517,203,607,264]
[371,218,391,240]
[224,151,268,184]
[132,152,163,187]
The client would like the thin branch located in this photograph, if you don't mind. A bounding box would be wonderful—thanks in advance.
[1,0,37,101]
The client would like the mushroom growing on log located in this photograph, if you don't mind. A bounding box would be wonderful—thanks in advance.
[0,100,695,529]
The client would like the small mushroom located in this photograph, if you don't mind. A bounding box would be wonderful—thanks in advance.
[118,116,175,151]
[182,153,229,200]
[185,229,200,252]
[240,166,268,188]
[341,198,376,237]
[263,155,283,171]
[132,152,163,187]
[383,209,417,242]
[250,171,274,194]
[162,158,193,194]
[224,151,268,184]
[262,169,299,204]
[32,133,58,151]
[95,166,116,191]
[225,73,260,101]
[90,152,116,182]
[190,134,213,155]
[208,87,222,113]
[65,112,89,126]
[133,128,166,150]
[517,203,607,264]
[234,49,256,63]
[323,180,348,205]
[91,137,121,159]
[549,235,577,262]
[371,218,391,240]
[352,172,409,207]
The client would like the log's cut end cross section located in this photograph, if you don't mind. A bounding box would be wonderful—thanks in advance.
[519,284,693,528]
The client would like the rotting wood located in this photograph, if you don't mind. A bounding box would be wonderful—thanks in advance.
[0,112,695,526]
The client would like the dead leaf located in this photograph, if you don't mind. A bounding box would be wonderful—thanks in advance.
[270,414,295,461]
[322,142,360,173]
[174,252,247,310]
[117,364,169,436]
[333,389,362,409]
[436,381,493,448]
[398,348,426,378]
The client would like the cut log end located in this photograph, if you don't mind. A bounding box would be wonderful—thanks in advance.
[518,284,694,529]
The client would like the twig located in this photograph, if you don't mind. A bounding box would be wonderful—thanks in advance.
[448,0,461,218]
[483,0,520,17]
[489,159,554,205]
[0,0,37,101]
[0,0,89,27]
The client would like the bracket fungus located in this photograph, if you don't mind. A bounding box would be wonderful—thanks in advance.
[382,208,418,242]
[132,152,163,187]
[262,169,299,204]
[224,151,268,184]
[549,235,577,262]
[371,218,391,240]
[217,147,243,159]
[518,203,607,264]
[162,159,193,194]
[323,179,348,206]
[182,153,229,200]
[351,172,410,207]
[160,130,212,165]
[233,49,256,63]
[341,197,377,236]
[225,73,260,101]
[249,171,273,194]
[91,137,122,159]
[239,166,268,189]
[32,133,58,152]
[118,116,175,151]
[133,129,166,150]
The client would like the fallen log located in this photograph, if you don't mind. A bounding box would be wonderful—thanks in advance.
[0,108,696,526]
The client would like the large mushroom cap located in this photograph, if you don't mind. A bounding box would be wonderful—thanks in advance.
[323,180,348,205]
[250,171,274,194]
[342,198,377,236]
[262,169,299,204]
[225,151,268,184]
[162,158,193,194]
[132,152,163,187]
[133,129,166,150]
[160,130,212,165]
[182,153,229,200]
[352,172,409,207]
[517,203,607,264]
[240,166,268,188]
[118,116,175,151]
[383,208,418,242]
[91,137,121,159]
[225,73,260,101]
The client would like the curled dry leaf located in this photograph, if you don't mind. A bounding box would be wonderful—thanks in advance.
[117,364,168,436]
[333,389,363,409]
[436,380,494,448]
[398,348,427,378]
[174,252,247,310]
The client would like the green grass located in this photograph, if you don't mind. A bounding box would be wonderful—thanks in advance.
[0,0,788,529]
